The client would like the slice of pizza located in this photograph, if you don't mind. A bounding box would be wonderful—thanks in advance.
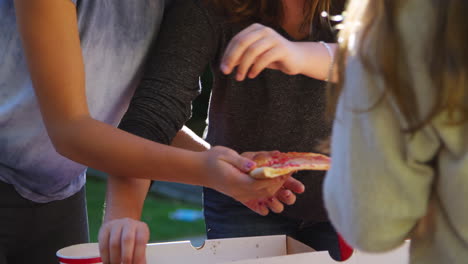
[249,152,330,179]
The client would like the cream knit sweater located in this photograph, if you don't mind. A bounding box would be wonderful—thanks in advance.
[324,1,468,263]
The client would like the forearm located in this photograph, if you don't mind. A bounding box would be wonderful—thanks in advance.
[296,42,338,82]
[54,116,210,186]
[104,175,151,222]
[171,126,210,152]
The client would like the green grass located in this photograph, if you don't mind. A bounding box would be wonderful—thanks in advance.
[86,176,206,243]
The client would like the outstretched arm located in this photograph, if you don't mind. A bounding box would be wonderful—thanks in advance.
[15,0,284,199]
[14,0,212,187]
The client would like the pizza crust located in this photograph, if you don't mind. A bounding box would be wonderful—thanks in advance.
[248,152,330,179]
[249,167,294,179]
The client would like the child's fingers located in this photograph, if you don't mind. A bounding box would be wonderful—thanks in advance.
[241,151,271,161]
[120,224,137,264]
[251,175,287,199]
[225,155,256,173]
[282,176,305,194]
[99,219,149,264]
[221,24,262,71]
[248,47,283,79]
[241,150,280,161]
[266,197,284,213]
[98,224,111,264]
[235,37,275,81]
[221,24,270,74]
[240,152,257,160]
[108,224,124,264]
[277,189,296,205]
[216,146,256,173]
[250,151,274,162]
[244,199,269,216]
[133,224,150,264]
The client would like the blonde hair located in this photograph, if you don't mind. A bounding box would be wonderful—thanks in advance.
[328,0,468,131]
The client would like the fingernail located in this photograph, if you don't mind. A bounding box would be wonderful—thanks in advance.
[285,192,291,198]
[236,73,243,81]
[268,197,274,203]
[245,162,255,170]
[221,64,229,73]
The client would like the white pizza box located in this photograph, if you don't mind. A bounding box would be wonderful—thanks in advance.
[57,235,410,264]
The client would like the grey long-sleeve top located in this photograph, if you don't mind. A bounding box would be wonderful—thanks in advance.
[120,0,342,221]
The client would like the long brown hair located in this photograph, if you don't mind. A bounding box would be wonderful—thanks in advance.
[328,0,468,132]
[207,0,333,37]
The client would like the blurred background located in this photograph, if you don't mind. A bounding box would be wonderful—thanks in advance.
[86,69,213,245]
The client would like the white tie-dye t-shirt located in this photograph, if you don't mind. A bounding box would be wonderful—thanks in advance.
[0,0,165,202]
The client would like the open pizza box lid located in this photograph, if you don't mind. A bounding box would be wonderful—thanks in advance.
[57,235,410,264]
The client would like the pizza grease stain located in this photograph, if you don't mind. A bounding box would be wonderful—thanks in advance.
[210,241,222,255]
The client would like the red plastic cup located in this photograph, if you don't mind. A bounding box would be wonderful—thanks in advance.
[57,243,102,264]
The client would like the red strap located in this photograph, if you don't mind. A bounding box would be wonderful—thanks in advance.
[338,234,353,260]
[58,257,102,264]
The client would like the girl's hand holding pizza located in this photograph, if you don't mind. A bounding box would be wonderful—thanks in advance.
[202,147,288,205]
[243,176,305,216]
[241,151,305,216]
[220,23,307,81]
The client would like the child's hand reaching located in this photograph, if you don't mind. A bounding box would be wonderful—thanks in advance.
[220,23,307,81]
[221,23,337,82]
